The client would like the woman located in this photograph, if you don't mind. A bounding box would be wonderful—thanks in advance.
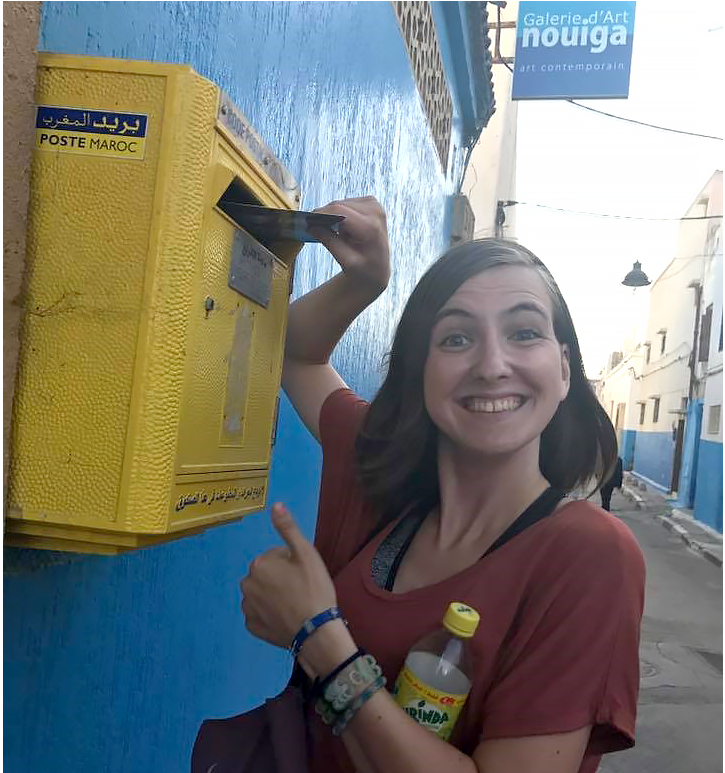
[241,196,645,773]
[600,456,624,511]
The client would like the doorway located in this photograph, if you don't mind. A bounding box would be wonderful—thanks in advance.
[670,418,686,494]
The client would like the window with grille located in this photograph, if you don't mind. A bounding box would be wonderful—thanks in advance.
[708,405,721,435]
[638,403,645,425]
[393,1,453,171]
[660,332,667,355]
[699,305,713,362]
[615,402,625,430]
[653,397,660,424]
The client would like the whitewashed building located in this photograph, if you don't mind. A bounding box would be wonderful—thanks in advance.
[692,176,723,532]
[597,170,723,533]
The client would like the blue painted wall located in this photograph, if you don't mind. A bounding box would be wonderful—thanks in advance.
[620,429,636,470]
[675,399,703,509]
[693,440,723,533]
[4,3,473,772]
[632,430,675,492]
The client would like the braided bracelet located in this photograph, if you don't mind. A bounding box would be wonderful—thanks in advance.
[332,675,387,737]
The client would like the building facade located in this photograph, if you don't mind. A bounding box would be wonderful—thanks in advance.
[462,0,519,240]
[3,3,505,772]
[692,180,723,532]
[596,343,645,471]
[597,170,723,532]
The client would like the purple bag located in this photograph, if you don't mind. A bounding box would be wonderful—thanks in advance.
[191,684,309,773]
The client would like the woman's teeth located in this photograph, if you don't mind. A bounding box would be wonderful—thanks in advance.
[463,396,522,413]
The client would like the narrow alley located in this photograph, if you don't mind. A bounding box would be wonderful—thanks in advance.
[600,491,722,773]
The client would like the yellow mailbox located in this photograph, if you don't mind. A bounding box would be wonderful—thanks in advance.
[6,54,303,554]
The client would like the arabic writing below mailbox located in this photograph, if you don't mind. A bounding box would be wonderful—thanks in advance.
[175,485,266,513]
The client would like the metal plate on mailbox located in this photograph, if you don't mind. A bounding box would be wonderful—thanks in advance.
[218,91,300,205]
[228,229,274,308]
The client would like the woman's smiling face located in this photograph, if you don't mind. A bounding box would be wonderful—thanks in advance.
[423,265,571,459]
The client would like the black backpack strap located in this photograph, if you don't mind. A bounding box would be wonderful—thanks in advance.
[379,487,566,592]
[381,508,427,592]
[482,486,565,559]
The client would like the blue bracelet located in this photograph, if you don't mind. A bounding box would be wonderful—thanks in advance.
[290,607,344,659]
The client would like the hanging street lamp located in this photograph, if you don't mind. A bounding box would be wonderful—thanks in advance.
[622,261,651,287]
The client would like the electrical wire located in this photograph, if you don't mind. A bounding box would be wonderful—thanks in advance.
[622,350,690,380]
[513,201,724,221]
[473,204,723,233]
[496,84,723,139]
[565,100,723,141]
[646,254,719,284]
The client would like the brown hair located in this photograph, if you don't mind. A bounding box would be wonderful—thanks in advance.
[354,238,617,527]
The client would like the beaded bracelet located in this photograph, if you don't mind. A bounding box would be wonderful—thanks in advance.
[314,693,339,727]
[331,675,387,737]
[323,653,383,711]
[289,607,344,659]
[314,652,383,725]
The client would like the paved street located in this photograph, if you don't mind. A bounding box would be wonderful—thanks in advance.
[599,490,723,773]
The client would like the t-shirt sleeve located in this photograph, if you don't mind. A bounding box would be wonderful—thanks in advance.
[313,388,371,576]
[478,512,646,755]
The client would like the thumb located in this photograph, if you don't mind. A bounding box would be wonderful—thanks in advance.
[271,502,308,556]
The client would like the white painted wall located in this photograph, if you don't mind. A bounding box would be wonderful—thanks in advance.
[700,173,723,443]
[597,171,723,439]
[599,348,646,431]
[462,0,518,239]
[638,212,706,431]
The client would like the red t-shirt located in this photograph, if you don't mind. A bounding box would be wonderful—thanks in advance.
[309,389,645,773]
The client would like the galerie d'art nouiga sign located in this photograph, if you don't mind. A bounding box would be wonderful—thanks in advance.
[512,1,636,100]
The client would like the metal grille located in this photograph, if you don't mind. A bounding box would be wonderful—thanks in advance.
[708,404,721,435]
[394,1,453,171]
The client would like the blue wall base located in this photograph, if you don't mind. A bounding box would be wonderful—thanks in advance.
[619,429,636,470]
[633,431,675,492]
[693,440,723,533]
[675,399,703,509]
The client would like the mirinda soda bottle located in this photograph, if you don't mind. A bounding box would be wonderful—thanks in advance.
[392,602,480,741]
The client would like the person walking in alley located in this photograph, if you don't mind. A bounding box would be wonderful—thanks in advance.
[239,197,645,773]
[600,456,624,512]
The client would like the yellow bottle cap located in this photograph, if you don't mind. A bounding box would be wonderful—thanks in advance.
[442,602,480,638]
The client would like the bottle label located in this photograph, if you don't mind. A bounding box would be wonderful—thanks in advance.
[392,665,469,741]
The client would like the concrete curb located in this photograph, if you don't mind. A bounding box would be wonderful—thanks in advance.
[655,514,723,568]
[622,484,723,568]
[621,484,648,511]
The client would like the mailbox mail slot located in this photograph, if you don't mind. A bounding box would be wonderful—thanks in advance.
[6,54,302,554]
